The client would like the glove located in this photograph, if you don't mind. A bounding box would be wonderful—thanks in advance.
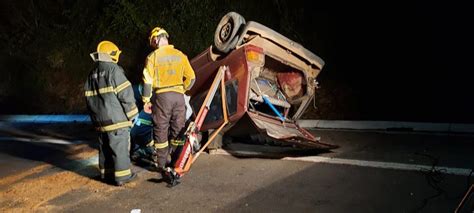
[131,115,139,127]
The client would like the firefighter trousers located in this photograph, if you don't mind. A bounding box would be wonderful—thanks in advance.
[98,127,133,182]
[151,92,186,168]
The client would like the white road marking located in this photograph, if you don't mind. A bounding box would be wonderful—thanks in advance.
[215,149,473,176]
[0,136,82,145]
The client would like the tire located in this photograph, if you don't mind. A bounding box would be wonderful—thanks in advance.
[214,12,246,53]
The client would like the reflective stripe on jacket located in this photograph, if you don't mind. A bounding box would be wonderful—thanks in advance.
[142,45,195,103]
[84,59,138,132]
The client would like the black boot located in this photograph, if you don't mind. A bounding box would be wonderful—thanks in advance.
[158,167,180,187]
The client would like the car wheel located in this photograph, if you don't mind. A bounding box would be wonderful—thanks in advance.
[214,12,246,53]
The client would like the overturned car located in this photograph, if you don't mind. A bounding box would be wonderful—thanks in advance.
[187,12,336,150]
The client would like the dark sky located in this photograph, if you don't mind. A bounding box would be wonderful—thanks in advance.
[294,2,474,121]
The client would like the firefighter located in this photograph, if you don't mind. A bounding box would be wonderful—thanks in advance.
[130,85,155,163]
[130,85,194,165]
[141,27,196,179]
[130,110,154,159]
[85,40,138,186]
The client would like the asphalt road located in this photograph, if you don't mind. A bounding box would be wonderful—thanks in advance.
[0,123,473,212]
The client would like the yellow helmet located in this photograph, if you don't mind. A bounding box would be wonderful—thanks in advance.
[149,27,169,46]
[97,41,122,63]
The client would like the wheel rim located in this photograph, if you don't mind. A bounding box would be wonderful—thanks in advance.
[220,21,233,42]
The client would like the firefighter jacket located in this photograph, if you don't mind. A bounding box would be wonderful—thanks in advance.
[142,45,195,103]
[85,53,139,132]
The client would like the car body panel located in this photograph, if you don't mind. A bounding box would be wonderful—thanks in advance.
[188,20,335,149]
[237,21,325,70]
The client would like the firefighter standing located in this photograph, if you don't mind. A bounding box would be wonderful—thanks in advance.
[142,27,195,176]
[85,41,138,186]
[130,86,194,165]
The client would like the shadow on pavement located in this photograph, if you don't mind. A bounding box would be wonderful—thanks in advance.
[0,122,99,179]
[220,141,334,160]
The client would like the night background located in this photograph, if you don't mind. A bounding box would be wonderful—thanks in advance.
[1,1,474,211]
[1,0,472,122]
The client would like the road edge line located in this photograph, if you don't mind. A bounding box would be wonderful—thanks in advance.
[214,149,473,176]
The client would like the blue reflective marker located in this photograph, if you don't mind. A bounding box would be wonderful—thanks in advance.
[0,115,91,123]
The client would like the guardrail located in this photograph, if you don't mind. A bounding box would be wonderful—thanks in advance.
[297,120,474,133]
[1,115,473,134]
[0,115,90,123]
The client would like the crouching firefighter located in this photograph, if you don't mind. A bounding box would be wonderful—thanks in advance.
[85,40,139,186]
[142,27,196,185]
[130,103,156,165]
